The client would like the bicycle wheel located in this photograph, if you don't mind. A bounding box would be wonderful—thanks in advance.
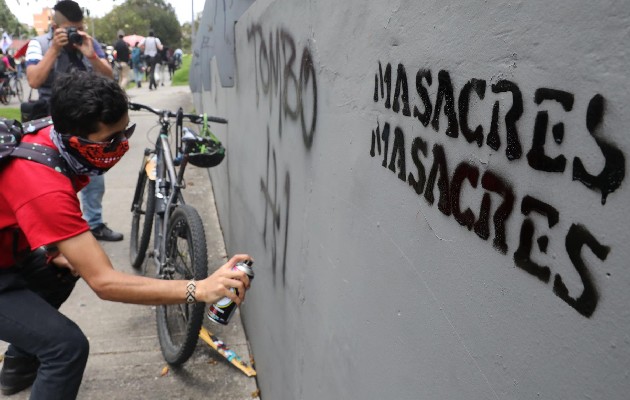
[13,79,23,103]
[129,171,155,271]
[156,205,208,365]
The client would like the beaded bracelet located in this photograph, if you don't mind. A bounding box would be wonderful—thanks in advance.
[185,280,196,304]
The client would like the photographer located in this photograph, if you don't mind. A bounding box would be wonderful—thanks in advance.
[25,2,112,101]
[0,70,251,398]
[25,1,124,243]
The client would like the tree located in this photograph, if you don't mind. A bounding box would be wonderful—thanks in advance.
[0,0,34,39]
[93,0,181,47]
[180,14,201,52]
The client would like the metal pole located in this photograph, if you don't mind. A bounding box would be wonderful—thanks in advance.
[191,0,195,47]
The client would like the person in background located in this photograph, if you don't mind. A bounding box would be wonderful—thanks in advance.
[173,47,183,69]
[0,49,17,94]
[159,46,169,85]
[1,48,16,72]
[140,30,162,90]
[24,0,124,242]
[16,55,24,79]
[166,47,175,79]
[113,29,130,89]
[0,70,252,399]
[5,49,17,72]
[131,41,143,88]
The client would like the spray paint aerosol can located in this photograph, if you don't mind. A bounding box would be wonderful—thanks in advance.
[207,259,254,325]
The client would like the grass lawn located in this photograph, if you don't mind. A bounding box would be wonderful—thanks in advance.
[171,54,192,86]
[0,108,21,122]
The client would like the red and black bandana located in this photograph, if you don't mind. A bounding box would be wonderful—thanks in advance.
[65,135,129,169]
[50,128,130,175]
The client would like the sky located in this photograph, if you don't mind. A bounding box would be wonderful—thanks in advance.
[6,0,207,25]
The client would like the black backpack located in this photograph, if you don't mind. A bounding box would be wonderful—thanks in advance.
[0,117,72,177]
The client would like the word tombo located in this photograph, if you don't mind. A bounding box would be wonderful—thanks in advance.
[370,61,623,318]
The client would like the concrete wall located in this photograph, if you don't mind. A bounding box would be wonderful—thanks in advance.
[190,1,630,399]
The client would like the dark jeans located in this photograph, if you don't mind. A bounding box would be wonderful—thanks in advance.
[149,56,160,90]
[0,248,88,399]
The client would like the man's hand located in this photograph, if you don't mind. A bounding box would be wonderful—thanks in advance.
[51,27,70,54]
[196,254,253,305]
[74,31,96,60]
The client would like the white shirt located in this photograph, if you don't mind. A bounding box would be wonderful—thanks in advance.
[141,36,162,57]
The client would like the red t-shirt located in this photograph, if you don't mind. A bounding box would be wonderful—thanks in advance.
[0,126,90,268]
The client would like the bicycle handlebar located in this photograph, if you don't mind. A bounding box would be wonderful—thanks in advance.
[128,102,228,124]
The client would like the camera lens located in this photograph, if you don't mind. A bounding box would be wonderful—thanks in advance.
[66,27,83,45]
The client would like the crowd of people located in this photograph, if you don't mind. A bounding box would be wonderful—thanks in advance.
[2,13,182,93]
[108,29,182,90]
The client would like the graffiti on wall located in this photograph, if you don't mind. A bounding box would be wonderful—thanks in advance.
[371,62,625,317]
[247,23,318,286]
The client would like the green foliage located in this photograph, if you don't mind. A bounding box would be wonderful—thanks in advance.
[180,22,192,52]
[0,0,34,39]
[171,54,191,86]
[94,0,181,47]
[179,15,201,53]
[0,107,21,122]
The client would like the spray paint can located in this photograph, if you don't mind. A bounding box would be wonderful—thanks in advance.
[207,259,254,325]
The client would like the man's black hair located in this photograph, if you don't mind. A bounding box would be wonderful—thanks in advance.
[53,0,84,22]
[50,71,128,137]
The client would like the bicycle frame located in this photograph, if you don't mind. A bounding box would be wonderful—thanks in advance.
[128,101,228,365]
[153,118,187,275]
[128,101,227,274]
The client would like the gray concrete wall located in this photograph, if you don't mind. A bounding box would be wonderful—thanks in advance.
[190,1,630,399]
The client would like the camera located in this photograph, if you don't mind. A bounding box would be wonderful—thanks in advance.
[66,27,83,45]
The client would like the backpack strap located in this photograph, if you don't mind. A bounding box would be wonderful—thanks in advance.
[0,117,73,179]
[21,116,54,133]
[11,142,73,178]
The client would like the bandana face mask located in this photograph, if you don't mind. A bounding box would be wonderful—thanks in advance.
[60,123,135,173]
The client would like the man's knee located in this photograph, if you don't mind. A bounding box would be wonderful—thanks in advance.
[47,323,89,366]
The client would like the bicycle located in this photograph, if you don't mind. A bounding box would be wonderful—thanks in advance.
[0,72,24,105]
[127,102,227,365]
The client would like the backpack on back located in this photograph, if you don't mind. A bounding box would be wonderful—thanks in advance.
[0,117,72,177]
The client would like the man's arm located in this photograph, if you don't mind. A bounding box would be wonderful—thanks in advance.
[88,52,113,78]
[25,35,60,89]
[57,231,250,305]
[77,32,113,78]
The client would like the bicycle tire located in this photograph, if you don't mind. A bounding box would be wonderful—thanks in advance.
[14,79,23,103]
[156,205,208,365]
[129,172,155,271]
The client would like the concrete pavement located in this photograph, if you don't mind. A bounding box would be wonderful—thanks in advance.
[0,80,261,399]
